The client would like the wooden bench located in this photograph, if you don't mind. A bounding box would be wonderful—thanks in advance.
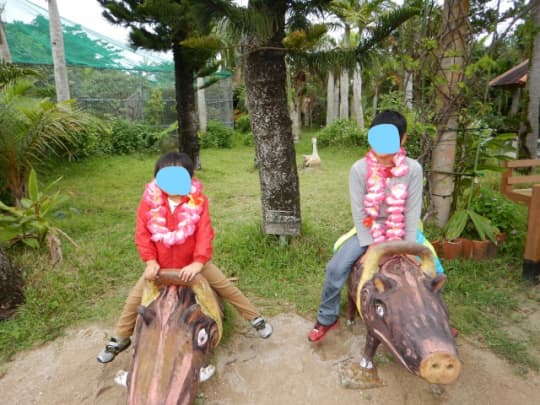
[500,159,540,281]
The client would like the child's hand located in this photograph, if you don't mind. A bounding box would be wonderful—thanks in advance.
[144,260,160,280]
[178,262,204,283]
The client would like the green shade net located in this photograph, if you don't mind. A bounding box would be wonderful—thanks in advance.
[2,0,232,126]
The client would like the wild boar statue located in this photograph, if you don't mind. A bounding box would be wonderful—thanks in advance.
[346,240,461,386]
[127,271,222,405]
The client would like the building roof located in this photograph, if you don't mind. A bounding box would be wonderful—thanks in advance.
[489,60,528,88]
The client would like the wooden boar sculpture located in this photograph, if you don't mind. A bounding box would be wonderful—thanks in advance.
[127,271,222,405]
[347,241,461,385]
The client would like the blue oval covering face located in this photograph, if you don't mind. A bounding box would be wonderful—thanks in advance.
[367,124,400,154]
[155,166,192,195]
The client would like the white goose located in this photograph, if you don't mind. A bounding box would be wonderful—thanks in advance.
[303,137,321,168]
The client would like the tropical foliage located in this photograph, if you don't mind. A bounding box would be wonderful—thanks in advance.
[0,64,96,203]
[0,168,76,263]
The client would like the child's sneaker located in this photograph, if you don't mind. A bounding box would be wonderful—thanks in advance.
[96,337,131,364]
[251,316,273,339]
[308,319,339,343]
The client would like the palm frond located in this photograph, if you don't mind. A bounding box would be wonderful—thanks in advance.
[355,1,422,63]
[289,47,358,75]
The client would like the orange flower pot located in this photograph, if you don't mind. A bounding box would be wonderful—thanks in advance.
[458,238,473,259]
[472,240,490,260]
[442,240,463,260]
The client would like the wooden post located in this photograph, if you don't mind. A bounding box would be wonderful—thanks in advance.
[524,185,540,261]
[523,185,540,280]
[499,160,540,283]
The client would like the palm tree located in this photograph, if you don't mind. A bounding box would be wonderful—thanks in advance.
[0,64,94,203]
[215,0,419,236]
[430,0,470,226]
[240,1,307,236]
[328,0,394,129]
[48,0,70,102]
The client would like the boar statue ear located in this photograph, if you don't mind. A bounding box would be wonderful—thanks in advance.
[373,273,394,293]
[430,274,447,293]
[137,305,156,325]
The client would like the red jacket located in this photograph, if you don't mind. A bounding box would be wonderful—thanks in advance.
[135,187,214,268]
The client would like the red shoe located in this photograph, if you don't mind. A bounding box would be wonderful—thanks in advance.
[451,327,459,338]
[308,319,339,342]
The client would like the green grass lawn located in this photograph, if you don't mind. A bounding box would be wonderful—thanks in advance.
[1,138,538,371]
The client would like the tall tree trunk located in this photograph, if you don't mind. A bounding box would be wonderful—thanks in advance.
[0,248,24,320]
[197,77,207,134]
[302,97,312,128]
[404,70,414,110]
[326,71,335,126]
[287,66,301,142]
[339,69,349,120]
[174,45,200,169]
[48,0,70,102]
[243,3,301,237]
[510,88,521,116]
[0,11,11,62]
[333,76,340,122]
[352,64,364,130]
[373,84,379,113]
[289,96,301,143]
[430,0,470,227]
[524,0,540,159]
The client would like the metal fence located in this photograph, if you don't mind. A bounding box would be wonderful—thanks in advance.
[19,64,233,128]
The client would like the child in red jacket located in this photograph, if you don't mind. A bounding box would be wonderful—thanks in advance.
[97,152,272,366]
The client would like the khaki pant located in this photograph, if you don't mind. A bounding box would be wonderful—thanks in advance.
[114,261,260,338]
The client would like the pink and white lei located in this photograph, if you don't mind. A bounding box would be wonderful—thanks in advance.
[363,148,409,243]
[144,178,204,247]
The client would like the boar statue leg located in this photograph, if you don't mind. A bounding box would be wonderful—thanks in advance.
[359,330,380,370]
[339,329,385,389]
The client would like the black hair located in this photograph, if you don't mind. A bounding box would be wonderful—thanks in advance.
[153,152,194,177]
[370,110,407,140]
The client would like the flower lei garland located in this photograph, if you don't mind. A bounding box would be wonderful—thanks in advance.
[363,148,409,243]
[144,178,204,246]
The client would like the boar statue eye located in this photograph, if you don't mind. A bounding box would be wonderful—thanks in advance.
[375,302,385,317]
[197,328,209,347]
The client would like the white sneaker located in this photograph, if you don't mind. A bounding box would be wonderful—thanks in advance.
[251,316,273,339]
[199,364,216,382]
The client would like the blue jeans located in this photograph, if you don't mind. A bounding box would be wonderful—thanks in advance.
[317,236,367,325]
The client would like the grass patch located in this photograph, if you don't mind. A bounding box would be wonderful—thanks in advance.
[1,139,538,371]
[443,257,540,371]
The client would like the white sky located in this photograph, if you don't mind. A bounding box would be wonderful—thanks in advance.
[3,0,248,45]
[3,0,132,44]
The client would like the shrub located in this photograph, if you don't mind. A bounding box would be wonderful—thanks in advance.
[235,131,254,147]
[468,187,527,255]
[200,120,234,149]
[316,119,363,147]
[108,119,160,154]
[235,114,251,133]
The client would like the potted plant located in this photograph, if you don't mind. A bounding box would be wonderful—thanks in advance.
[444,206,499,260]
[468,187,527,256]
[442,129,507,260]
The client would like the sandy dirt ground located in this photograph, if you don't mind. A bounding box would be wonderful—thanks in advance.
[1,311,539,405]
